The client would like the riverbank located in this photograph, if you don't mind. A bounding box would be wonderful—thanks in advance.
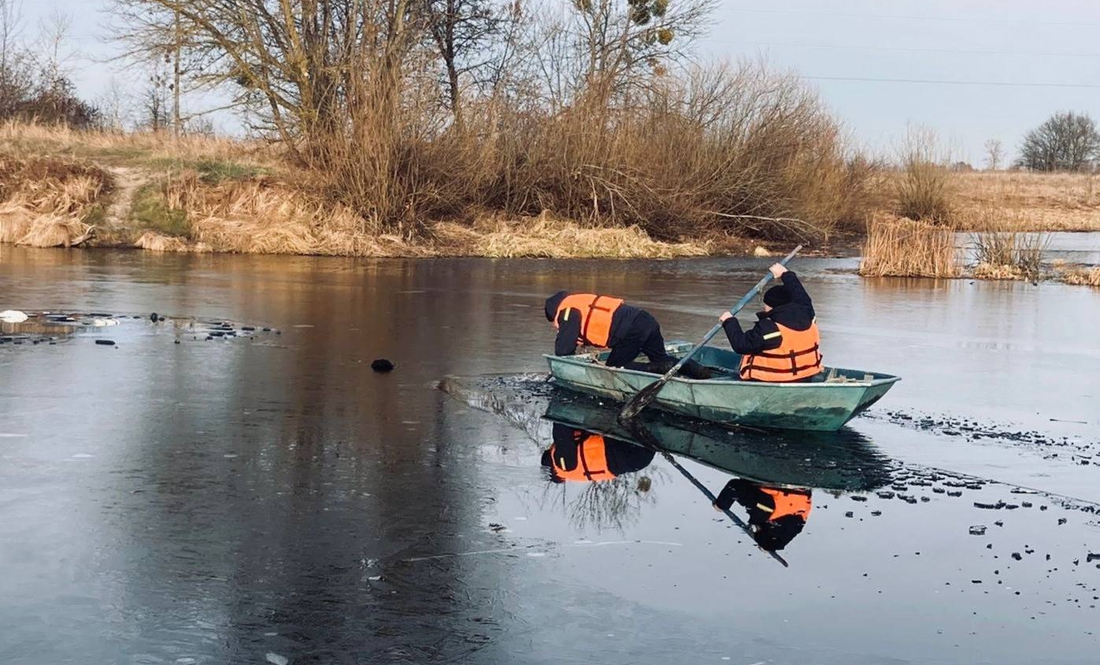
[0,123,1098,285]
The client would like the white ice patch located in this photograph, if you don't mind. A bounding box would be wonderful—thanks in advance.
[71,454,93,458]
[265,653,289,665]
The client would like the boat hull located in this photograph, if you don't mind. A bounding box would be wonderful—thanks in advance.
[545,342,900,432]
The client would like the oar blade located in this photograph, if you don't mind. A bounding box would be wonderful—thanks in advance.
[618,376,669,422]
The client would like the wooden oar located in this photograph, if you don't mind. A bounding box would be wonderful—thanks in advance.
[617,244,802,423]
[620,419,789,567]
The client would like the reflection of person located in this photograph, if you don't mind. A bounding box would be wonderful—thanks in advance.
[541,424,656,483]
[544,291,710,378]
[717,263,823,382]
[712,479,812,551]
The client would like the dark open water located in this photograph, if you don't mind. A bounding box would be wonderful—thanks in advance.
[1,247,1098,664]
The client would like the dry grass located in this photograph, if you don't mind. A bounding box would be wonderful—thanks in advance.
[157,171,429,256]
[859,214,960,277]
[953,171,1100,232]
[134,231,196,252]
[1058,266,1100,287]
[0,153,110,247]
[0,119,279,169]
[432,214,709,259]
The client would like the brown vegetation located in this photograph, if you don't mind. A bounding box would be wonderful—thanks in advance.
[0,153,111,246]
[894,129,955,224]
[1059,266,1100,287]
[953,171,1100,232]
[971,231,1047,281]
[859,214,959,278]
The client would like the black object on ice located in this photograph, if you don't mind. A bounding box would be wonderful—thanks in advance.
[150,313,159,322]
[371,359,395,373]
[95,340,116,346]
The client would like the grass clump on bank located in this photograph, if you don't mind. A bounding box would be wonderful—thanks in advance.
[859,215,959,278]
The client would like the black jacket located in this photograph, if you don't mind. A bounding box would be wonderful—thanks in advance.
[721,271,815,355]
[544,291,641,356]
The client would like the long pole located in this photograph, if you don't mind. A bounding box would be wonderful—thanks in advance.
[618,245,802,422]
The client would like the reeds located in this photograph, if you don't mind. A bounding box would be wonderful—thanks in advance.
[859,214,959,278]
[1059,266,1100,287]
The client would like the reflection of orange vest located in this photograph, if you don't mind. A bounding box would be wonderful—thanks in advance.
[740,320,823,382]
[555,294,624,348]
[759,488,812,521]
[551,435,615,482]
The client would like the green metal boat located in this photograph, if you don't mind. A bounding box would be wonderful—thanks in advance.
[543,392,893,492]
[545,341,900,432]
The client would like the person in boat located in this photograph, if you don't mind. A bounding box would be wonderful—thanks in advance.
[541,424,656,483]
[712,478,812,552]
[545,291,711,379]
[718,263,823,382]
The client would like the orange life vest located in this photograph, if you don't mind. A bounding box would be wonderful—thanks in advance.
[555,293,624,348]
[739,320,823,382]
[759,487,813,521]
[550,434,615,482]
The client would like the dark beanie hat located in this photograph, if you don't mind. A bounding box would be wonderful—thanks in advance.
[545,291,569,321]
[763,285,792,308]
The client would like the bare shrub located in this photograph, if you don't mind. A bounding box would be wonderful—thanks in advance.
[896,126,955,224]
[972,231,1049,280]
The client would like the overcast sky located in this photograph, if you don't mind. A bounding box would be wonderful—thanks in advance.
[15,0,1100,165]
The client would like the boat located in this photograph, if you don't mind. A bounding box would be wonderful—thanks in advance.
[545,341,900,432]
[542,390,893,492]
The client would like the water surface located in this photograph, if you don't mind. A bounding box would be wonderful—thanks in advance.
[1,247,1098,664]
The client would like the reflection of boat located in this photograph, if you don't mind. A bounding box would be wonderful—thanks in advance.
[545,341,900,432]
[543,390,893,492]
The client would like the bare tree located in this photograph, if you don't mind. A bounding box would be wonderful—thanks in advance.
[425,0,501,128]
[111,0,427,159]
[0,0,32,117]
[1019,111,1100,172]
[984,138,1003,171]
[541,0,714,108]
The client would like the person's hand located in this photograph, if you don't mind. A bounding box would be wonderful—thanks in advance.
[769,263,788,279]
[719,311,732,323]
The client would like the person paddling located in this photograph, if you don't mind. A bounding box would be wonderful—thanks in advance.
[545,291,711,378]
[718,263,823,383]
